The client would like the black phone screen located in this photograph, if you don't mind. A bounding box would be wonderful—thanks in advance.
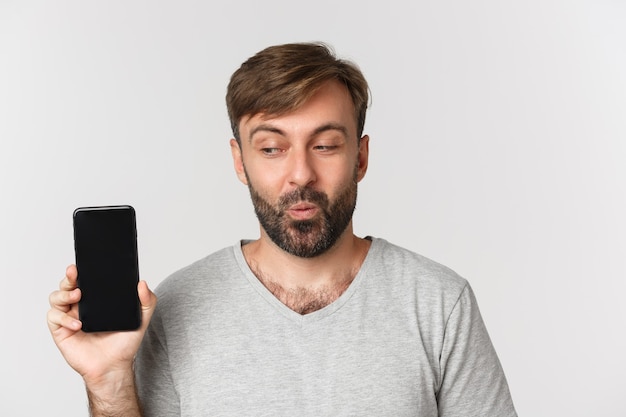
[73,205,141,332]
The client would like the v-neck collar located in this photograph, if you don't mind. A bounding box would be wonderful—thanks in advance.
[232,237,379,326]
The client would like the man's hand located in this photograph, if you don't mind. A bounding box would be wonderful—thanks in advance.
[47,265,157,415]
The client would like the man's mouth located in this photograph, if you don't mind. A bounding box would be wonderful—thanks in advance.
[286,202,319,220]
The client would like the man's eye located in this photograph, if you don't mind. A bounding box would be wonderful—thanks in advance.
[261,148,282,155]
[314,145,338,152]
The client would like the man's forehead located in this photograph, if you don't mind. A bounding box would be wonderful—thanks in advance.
[243,80,352,116]
[238,82,357,140]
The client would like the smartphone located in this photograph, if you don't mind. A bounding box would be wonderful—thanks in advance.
[73,205,141,332]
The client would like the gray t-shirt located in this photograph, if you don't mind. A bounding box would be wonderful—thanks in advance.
[136,238,517,416]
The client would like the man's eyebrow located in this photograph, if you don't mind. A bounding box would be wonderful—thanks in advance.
[312,123,349,138]
[249,124,285,142]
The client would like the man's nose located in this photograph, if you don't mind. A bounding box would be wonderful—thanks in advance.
[287,149,317,188]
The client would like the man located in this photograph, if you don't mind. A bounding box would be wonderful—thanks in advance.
[48,42,517,416]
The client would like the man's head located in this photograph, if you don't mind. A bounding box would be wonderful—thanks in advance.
[226,42,369,143]
[228,43,370,258]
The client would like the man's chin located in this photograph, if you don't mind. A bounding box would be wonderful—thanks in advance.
[275,230,333,258]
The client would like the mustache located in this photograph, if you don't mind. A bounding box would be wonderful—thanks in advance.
[278,187,329,210]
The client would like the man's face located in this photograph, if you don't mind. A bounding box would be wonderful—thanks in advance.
[231,80,369,258]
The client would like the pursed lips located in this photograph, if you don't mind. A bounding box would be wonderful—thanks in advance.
[286,202,319,220]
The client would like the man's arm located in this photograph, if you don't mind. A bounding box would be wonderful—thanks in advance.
[86,369,142,417]
[47,265,157,417]
[437,284,517,416]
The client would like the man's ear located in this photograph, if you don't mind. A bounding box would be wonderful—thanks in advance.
[356,135,370,182]
[230,138,248,185]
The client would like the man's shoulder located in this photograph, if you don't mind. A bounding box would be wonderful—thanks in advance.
[154,243,241,298]
[369,237,468,293]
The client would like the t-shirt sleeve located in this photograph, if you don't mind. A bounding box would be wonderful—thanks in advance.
[135,308,180,417]
[437,283,517,417]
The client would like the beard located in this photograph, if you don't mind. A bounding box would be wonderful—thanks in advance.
[247,173,358,258]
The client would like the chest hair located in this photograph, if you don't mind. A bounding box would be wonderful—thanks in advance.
[250,266,355,315]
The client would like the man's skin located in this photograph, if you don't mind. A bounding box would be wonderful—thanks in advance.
[47,79,369,415]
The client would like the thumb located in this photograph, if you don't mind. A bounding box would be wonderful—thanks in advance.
[137,280,157,330]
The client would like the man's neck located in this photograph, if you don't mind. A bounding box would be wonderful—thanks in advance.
[242,230,371,314]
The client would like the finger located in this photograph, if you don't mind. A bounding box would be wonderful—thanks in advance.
[59,264,78,291]
[47,306,82,333]
[137,280,157,329]
[49,287,81,310]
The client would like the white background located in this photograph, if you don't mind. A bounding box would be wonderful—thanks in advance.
[1,1,625,415]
